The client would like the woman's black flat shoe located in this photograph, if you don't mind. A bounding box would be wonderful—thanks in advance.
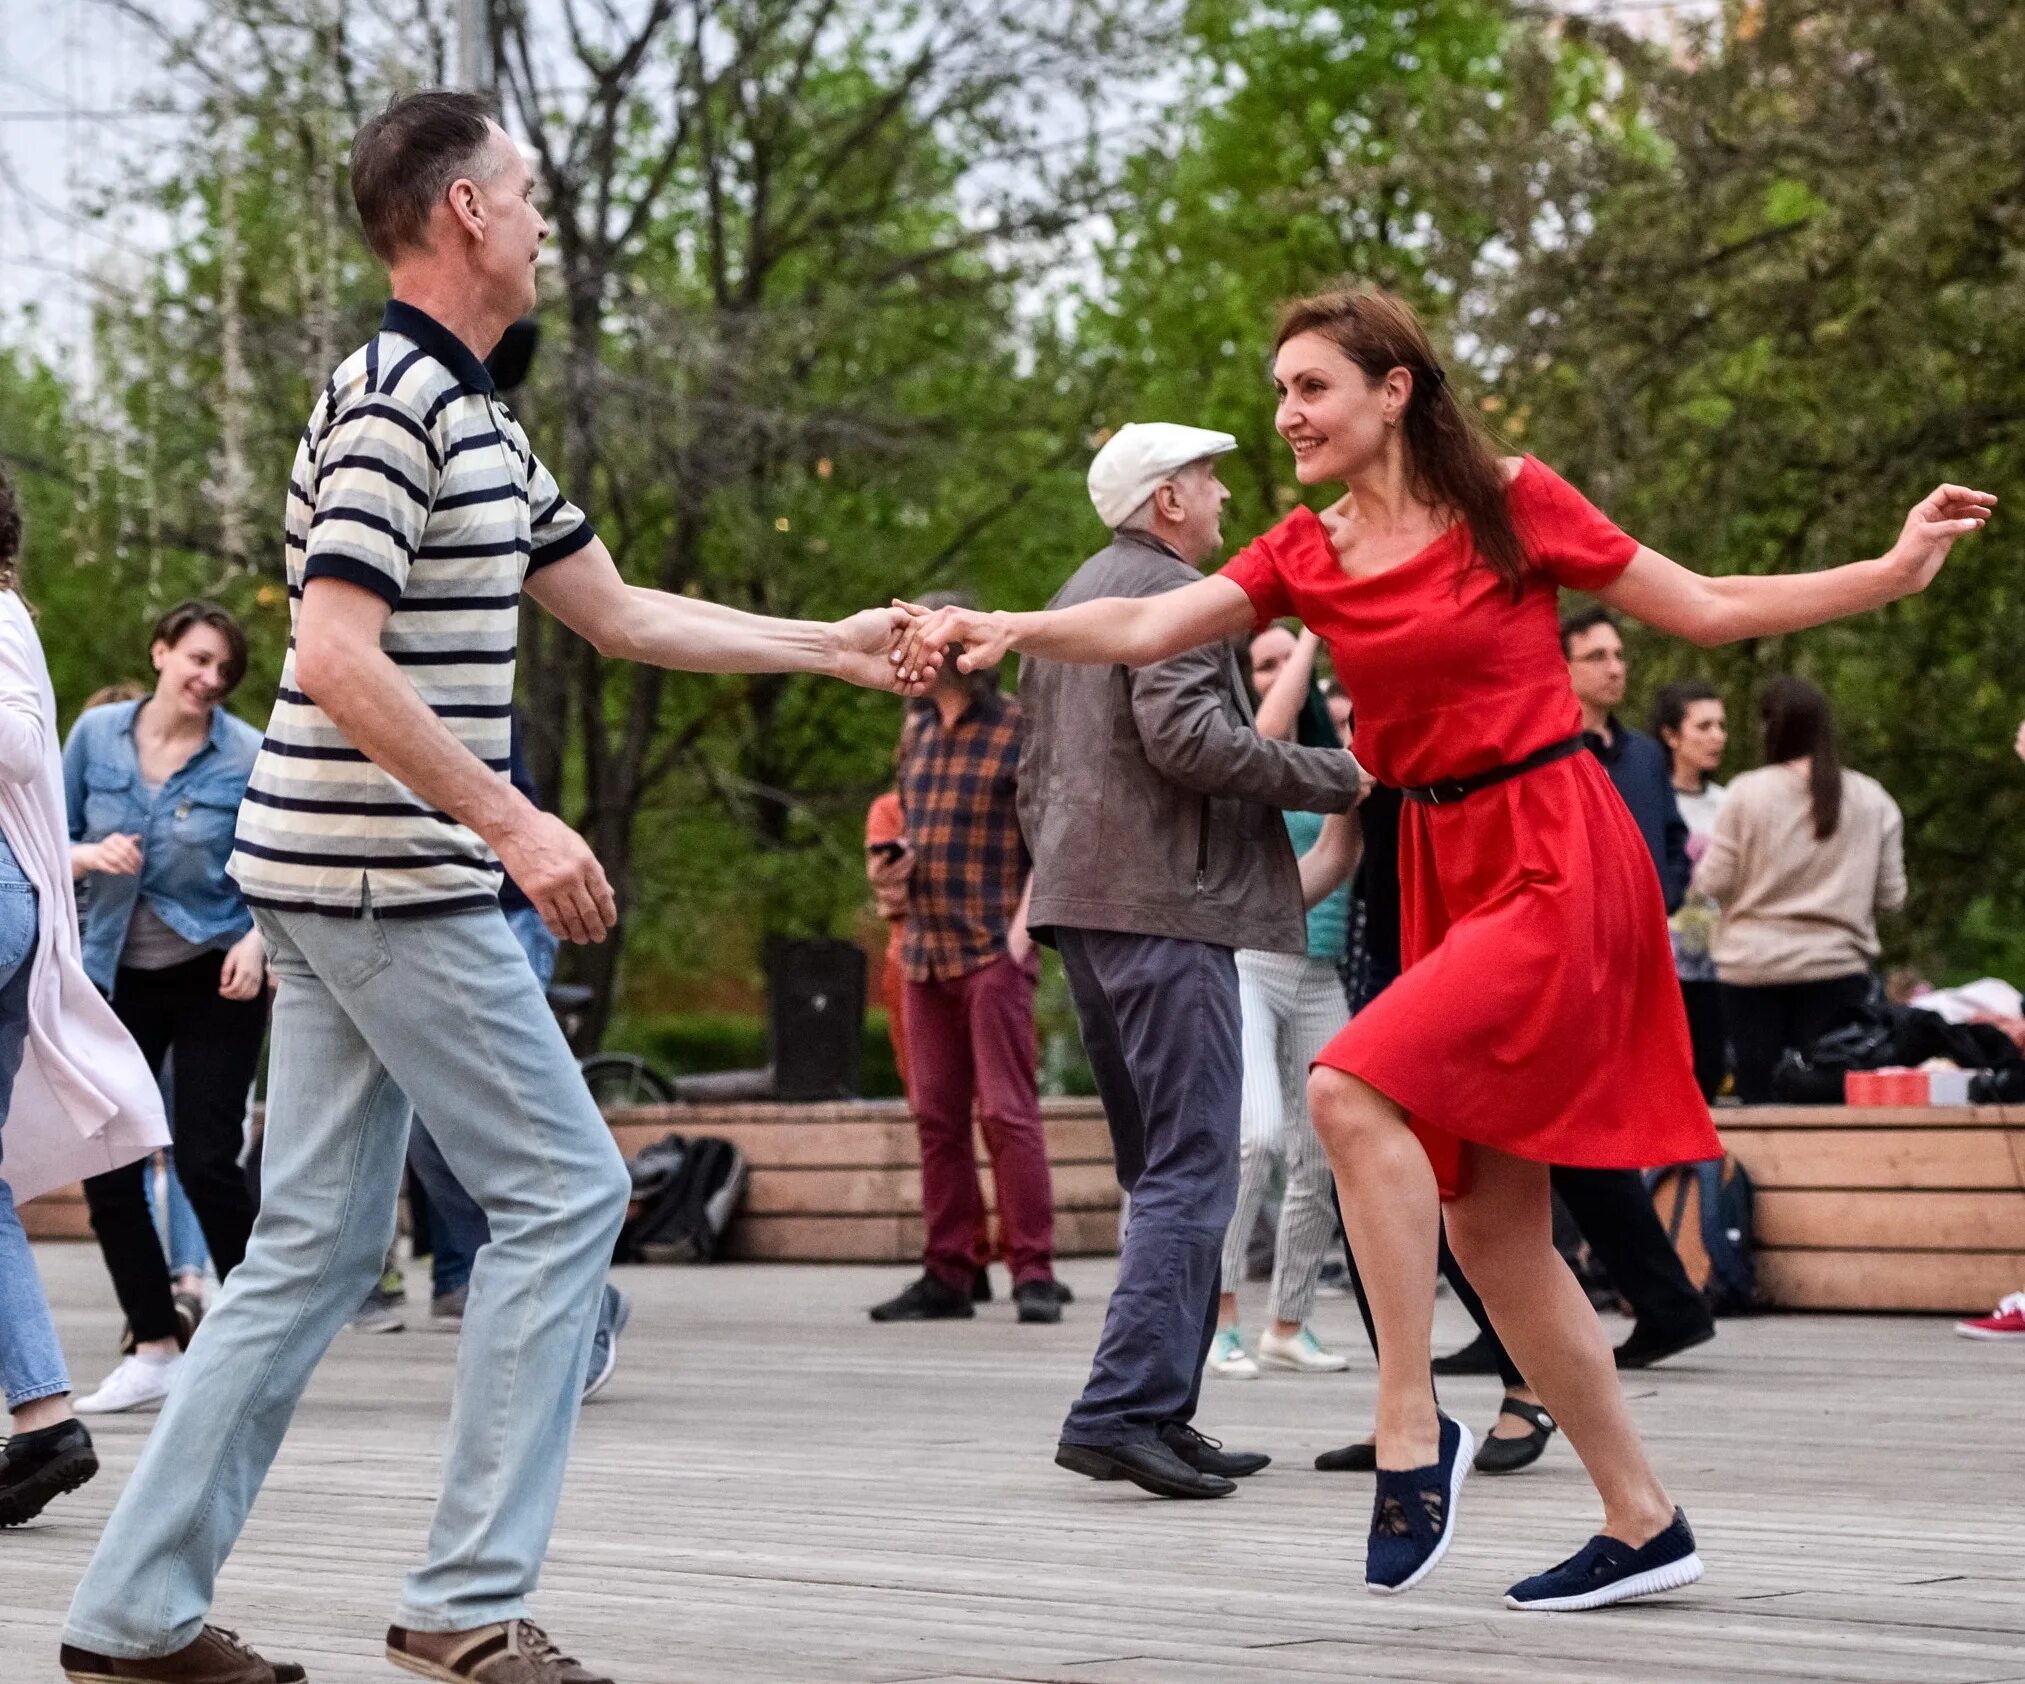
[1314,1440,1377,1472]
[1473,1397,1556,1474]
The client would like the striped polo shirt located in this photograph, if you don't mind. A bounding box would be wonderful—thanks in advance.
[228,300,593,917]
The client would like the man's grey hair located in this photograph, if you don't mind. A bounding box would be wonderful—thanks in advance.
[1114,456,1215,535]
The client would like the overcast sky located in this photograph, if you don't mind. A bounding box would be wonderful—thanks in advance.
[0,0,1718,356]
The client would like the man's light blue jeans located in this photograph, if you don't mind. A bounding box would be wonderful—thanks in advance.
[64,900,630,1654]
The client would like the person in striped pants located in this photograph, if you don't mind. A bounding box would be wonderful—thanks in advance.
[1210,626,1359,1378]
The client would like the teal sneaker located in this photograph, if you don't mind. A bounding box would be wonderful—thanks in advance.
[1207,1327,1259,1379]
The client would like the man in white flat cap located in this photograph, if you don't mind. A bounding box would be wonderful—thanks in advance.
[1018,423,1362,1498]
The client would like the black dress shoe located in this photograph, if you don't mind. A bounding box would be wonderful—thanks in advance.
[1313,1440,1377,1473]
[970,1269,993,1304]
[868,1273,974,1323]
[1430,1330,1504,1376]
[1159,1421,1269,1478]
[1055,1437,1236,1498]
[1014,1280,1063,1324]
[1614,1315,1716,1370]
[0,1419,98,1527]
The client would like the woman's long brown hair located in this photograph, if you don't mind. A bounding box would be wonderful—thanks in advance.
[1761,675,1844,840]
[1273,286,1528,596]
[0,464,21,597]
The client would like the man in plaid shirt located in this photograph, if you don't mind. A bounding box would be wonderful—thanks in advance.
[868,598,1067,1325]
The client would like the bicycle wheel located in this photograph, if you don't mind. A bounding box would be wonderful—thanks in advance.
[578,1052,678,1110]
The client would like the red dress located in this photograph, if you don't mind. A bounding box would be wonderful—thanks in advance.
[1220,457,1720,1196]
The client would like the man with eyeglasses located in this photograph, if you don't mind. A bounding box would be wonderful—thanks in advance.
[1562,605,1691,907]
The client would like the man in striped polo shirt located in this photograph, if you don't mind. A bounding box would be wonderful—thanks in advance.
[64,91,927,1684]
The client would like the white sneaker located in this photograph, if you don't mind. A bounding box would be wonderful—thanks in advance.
[1258,1326,1350,1373]
[74,1353,183,1415]
[1207,1327,1259,1379]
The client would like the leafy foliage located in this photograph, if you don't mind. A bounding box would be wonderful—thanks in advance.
[5,0,2022,1039]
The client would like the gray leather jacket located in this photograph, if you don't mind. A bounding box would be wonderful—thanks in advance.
[1017,530,1363,953]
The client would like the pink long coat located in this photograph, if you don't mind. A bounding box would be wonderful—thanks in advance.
[0,591,166,1203]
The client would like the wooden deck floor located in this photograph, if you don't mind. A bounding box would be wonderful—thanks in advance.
[7,1243,2025,1682]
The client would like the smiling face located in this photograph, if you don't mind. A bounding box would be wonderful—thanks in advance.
[152,622,235,722]
[1666,698,1728,778]
[1272,330,1409,486]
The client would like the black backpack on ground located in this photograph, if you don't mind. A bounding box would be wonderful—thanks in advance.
[1645,1155,1757,1316]
[614,1130,749,1263]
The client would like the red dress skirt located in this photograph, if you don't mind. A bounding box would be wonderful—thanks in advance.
[1220,458,1721,1196]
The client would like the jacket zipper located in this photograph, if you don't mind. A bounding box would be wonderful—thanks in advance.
[1195,795,1210,891]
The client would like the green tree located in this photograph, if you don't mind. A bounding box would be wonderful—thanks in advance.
[1079,0,1608,541]
[1485,0,2025,976]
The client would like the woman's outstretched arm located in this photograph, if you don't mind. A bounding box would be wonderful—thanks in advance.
[895,575,1256,680]
[1600,484,1995,648]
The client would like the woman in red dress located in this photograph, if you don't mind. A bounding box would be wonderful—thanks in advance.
[902,287,1992,1610]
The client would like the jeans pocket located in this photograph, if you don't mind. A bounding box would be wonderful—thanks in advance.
[0,883,38,984]
[293,896,392,991]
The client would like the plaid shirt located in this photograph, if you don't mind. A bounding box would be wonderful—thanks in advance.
[897,691,1028,982]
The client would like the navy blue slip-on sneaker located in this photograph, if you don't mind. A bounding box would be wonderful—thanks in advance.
[1365,1413,1473,1596]
[1505,1507,1703,1611]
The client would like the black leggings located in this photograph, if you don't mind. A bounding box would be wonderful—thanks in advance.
[82,951,267,1344]
[1680,978,1728,1103]
[1722,972,1872,1104]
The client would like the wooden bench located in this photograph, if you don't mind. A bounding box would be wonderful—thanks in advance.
[27,1100,2019,1309]
[605,1099,1121,1262]
[1721,1104,2025,1313]
[19,1099,1125,1265]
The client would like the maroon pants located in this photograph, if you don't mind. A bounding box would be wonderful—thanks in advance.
[904,953,1054,1289]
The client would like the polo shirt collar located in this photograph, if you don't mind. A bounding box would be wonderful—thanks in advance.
[382,300,495,396]
[1583,713,1626,762]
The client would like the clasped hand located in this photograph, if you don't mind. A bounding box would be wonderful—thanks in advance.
[885,602,1011,688]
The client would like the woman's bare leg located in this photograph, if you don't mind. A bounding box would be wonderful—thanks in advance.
[1445,1146,1676,1544]
[1307,1068,1440,1469]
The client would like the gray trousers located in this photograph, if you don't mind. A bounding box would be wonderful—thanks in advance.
[1055,928,1242,1447]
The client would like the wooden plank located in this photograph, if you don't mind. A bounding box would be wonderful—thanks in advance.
[18,1190,89,1241]
[1724,1128,2025,1191]
[1755,1189,2025,1252]
[725,1205,1122,1262]
[609,1112,1116,1171]
[742,1161,1121,1219]
[14,1242,2025,1684]
[1724,1104,2016,1129]
[1757,1246,2025,1312]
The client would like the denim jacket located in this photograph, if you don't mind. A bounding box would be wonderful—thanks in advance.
[64,699,262,992]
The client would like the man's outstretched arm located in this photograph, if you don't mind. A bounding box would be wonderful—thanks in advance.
[525,536,929,692]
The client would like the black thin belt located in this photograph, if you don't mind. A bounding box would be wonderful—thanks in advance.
[1400,734,1586,806]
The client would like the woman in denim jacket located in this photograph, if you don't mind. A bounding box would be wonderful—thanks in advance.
[64,602,266,1415]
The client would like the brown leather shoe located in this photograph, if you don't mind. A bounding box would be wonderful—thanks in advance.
[59,1625,307,1683]
[385,1621,612,1684]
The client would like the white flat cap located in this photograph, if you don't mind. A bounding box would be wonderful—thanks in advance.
[1088,422,1238,529]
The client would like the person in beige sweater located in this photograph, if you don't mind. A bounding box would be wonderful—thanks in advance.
[1693,676,1905,1101]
